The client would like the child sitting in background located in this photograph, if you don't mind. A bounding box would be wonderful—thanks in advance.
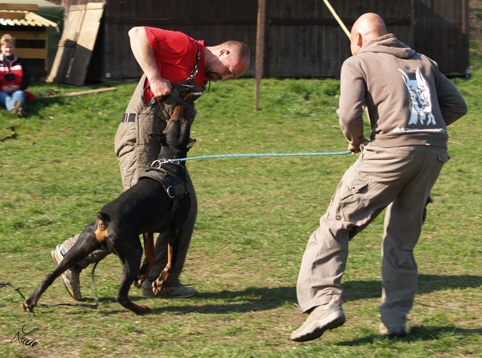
[0,34,31,117]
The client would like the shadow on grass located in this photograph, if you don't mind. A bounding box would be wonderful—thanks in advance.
[21,286,296,316]
[54,273,482,313]
[16,274,480,315]
[342,274,482,302]
[336,325,482,346]
[150,286,297,315]
[150,274,481,314]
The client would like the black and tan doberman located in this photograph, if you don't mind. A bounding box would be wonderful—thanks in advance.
[23,104,195,315]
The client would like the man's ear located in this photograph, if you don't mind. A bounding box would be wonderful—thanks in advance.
[356,32,363,48]
[219,48,230,57]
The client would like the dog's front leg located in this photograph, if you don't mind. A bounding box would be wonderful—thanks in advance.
[134,232,155,288]
[152,230,180,295]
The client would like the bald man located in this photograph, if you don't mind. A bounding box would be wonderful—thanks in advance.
[290,13,467,342]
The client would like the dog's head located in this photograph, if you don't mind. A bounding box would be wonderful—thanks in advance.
[159,104,196,161]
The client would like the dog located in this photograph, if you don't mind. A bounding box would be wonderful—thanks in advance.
[23,104,195,315]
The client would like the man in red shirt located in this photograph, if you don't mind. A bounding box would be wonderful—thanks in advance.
[51,27,250,300]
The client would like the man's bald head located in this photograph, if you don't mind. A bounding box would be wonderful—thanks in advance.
[350,13,387,55]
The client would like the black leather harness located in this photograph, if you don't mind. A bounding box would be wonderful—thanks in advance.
[139,161,189,212]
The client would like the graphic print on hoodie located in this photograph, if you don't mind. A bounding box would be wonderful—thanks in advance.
[398,67,436,126]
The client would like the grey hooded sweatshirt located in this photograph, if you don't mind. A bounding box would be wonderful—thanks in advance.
[337,33,468,149]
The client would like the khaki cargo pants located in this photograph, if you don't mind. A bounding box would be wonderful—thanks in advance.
[295,145,449,328]
[60,76,197,286]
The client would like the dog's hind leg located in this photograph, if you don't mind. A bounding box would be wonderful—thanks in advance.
[23,224,103,312]
[134,232,155,288]
[114,236,152,315]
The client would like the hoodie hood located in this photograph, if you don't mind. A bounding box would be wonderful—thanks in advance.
[359,33,416,59]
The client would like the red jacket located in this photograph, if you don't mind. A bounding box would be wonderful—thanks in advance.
[0,53,30,91]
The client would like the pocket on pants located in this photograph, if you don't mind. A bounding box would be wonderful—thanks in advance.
[330,170,370,221]
[339,176,369,201]
[436,151,450,164]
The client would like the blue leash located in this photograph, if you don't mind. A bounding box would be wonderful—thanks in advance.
[167,150,352,163]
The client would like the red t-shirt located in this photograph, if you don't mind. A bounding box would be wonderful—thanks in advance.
[143,27,207,103]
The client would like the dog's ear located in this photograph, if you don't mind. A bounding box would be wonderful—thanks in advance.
[159,133,167,146]
[186,138,196,151]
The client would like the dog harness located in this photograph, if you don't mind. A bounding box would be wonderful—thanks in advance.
[172,42,205,102]
[139,161,189,203]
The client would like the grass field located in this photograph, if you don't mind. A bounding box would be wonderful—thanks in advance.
[0,56,481,356]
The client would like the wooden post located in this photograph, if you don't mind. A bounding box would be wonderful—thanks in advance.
[322,0,350,38]
[255,0,266,111]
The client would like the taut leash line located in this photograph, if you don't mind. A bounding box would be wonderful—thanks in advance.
[169,150,352,163]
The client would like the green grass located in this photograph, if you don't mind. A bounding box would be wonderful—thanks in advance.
[0,60,481,357]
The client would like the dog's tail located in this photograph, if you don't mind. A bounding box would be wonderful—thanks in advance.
[95,212,110,243]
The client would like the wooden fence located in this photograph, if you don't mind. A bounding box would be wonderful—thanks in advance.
[58,0,469,81]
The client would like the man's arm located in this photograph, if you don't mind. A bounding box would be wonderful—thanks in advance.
[436,74,468,126]
[128,26,172,98]
[337,62,368,153]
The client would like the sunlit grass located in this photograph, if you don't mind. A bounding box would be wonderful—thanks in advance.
[0,59,481,357]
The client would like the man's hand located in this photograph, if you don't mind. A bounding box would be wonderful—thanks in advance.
[148,77,172,98]
[348,137,369,154]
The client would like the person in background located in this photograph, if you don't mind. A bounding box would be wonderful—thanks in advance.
[290,12,467,342]
[0,34,30,117]
[50,26,250,301]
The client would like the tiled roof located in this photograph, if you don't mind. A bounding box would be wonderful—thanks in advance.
[0,10,57,27]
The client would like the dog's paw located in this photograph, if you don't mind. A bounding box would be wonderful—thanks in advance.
[134,279,143,288]
[152,269,171,295]
[22,300,34,312]
[135,305,152,315]
[152,280,165,295]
